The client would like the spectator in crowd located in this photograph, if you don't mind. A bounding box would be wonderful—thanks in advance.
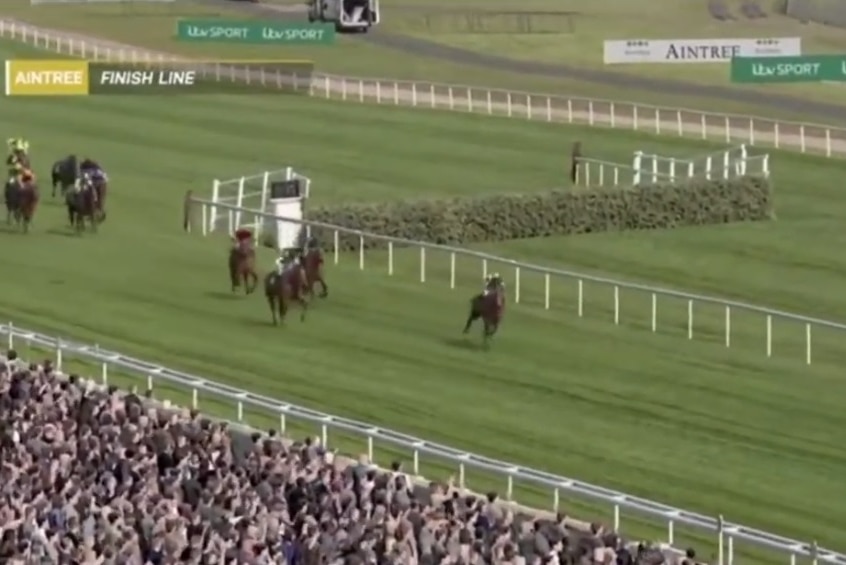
[0,351,696,565]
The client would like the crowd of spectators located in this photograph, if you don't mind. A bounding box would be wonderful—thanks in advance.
[0,349,701,565]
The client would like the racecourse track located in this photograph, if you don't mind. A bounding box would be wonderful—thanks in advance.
[207,0,846,122]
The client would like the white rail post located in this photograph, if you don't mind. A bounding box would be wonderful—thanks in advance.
[725,306,731,347]
[358,235,364,270]
[687,300,694,339]
[577,279,584,317]
[613,286,619,324]
[514,266,521,303]
[420,247,426,283]
[482,259,488,279]
[651,293,657,332]
[544,274,550,309]
[450,253,456,289]
[766,314,772,357]
[388,241,394,275]
[333,230,339,264]
[806,323,812,365]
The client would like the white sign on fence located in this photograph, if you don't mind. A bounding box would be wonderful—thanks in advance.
[1,321,844,565]
[603,38,803,64]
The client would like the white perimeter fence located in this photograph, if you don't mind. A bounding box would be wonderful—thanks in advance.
[1,321,844,565]
[189,195,846,367]
[1,20,846,159]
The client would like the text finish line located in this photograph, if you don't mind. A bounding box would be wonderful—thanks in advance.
[3,59,314,96]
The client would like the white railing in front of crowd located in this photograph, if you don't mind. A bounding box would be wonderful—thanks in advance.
[0,322,842,565]
[1,19,845,159]
[190,196,846,367]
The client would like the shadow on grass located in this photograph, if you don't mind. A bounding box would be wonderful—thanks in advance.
[441,336,484,351]
[203,290,241,301]
[45,227,78,238]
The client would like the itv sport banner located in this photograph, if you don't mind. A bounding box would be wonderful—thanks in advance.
[175,20,336,44]
[603,38,802,64]
[4,59,89,96]
[4,60,314,96]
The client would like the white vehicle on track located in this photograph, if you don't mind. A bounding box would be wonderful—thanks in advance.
[307,0,380,32]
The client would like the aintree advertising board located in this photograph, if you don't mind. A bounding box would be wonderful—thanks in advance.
[603,38,802,64]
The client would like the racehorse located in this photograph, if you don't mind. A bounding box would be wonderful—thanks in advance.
[302,245,328,298]
[462,287,506,348]
[51,154,78,198]
[264,260,310,325]
[80,159,107,221]
[228,242,258,295]
[65,176,100,233]
[90,174,108,223]
[4,177,39,233]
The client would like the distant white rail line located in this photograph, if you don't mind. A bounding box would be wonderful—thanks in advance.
[1,19,845,158]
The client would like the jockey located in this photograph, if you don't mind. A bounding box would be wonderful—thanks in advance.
[233,228,253,251]
[305,236,319,250]
[274,249,298,275]
[483,273,504,295]
[7,138,28,156]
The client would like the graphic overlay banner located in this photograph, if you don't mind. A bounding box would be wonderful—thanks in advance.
[603,38,802,64]
[176,20,336,45]
[731,55,846,83]
[4,59,88,96]
[88,61,314,95]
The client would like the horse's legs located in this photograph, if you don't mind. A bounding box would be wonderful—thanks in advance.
[279,295,288,323]
[318,277,328,298]
[245,271,258,295]
[267,295,278,325]
[463,307,480,334]
[298,297,308,322]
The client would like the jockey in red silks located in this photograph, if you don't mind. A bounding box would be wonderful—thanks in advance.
[233,228,253,253]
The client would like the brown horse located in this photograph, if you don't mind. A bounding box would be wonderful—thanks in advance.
[265,262,310,325]
[66,183,99,233]
[302,247,328,298]
[4,179,39,233]
[462,289,505,348]
[228,243,258,294]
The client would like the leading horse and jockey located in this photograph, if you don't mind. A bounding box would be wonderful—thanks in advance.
[4,166,39,233]
[463,273,506,347]
[265,247,310,325]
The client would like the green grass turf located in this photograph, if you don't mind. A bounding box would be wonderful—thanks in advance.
[1,0,844,124]
[390,0,846,108]
[2,38,846,562]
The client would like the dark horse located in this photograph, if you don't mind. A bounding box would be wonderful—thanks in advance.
[65,179,100,233]
[90,175,108,223]
[51,154,78,198]
[462,288,506,348]
[302,244,328,298]
[264,261,310,325]
[4,177,39,233]
[228,242,258,294]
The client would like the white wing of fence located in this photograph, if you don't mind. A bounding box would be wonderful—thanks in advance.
[1,321,843,565]
[190,195,846,366]
[1,19,846,159]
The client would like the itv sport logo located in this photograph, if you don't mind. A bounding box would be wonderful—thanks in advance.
[4,59,89,96]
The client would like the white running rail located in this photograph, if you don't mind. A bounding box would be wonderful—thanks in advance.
[1,19,845,159]
[189,196,846,367]
[0,321,843,565]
